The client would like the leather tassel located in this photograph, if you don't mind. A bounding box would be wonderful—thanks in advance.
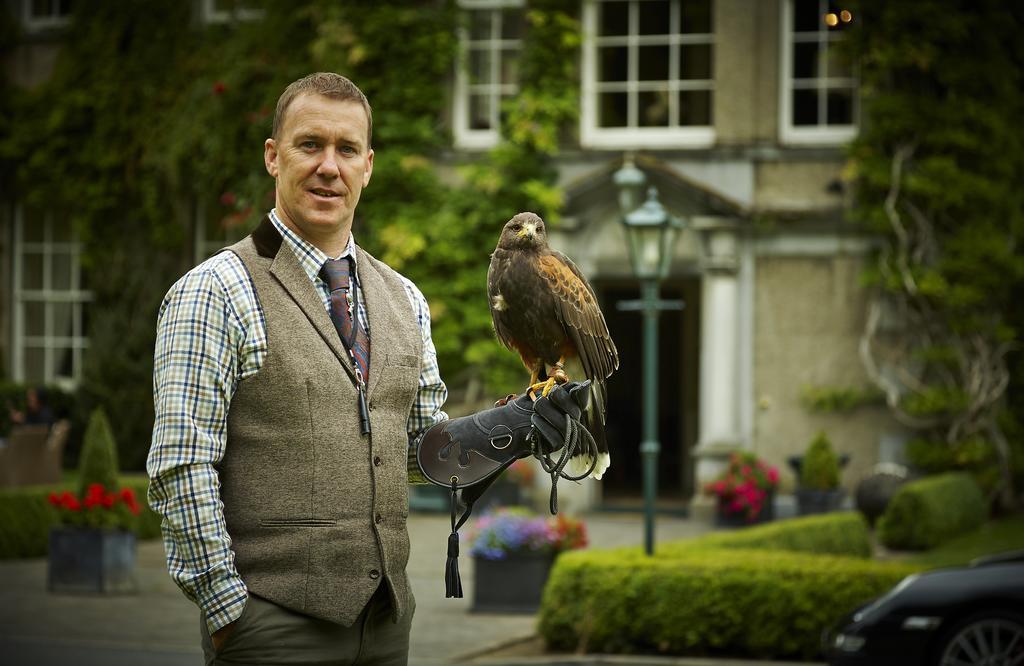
[445,531,463,598]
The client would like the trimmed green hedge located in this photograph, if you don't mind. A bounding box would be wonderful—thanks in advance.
[0,474,161,559]
[662,511,872,559]
[878,472,987,550]
[538,511,912,659]
[539,549,914,659]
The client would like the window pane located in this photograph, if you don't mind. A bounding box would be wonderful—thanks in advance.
[638,45,669,81]
[599,92,628,127]
[639,89,670,126]
[598,46,629,82]
[679,44,712,80]
[793,89,819,125]
[500,8,525,40]
[23,252,45,290]
[500,48,519,85]
[24,302,46,337]
[53,301,74,337]
[469,94,492,130]
[24,347,46,383]
[638,0,670,35]
[31,0,52,18]
[469,9,491,41]
[599,1,629,36]
[469,49,491,84]
[793,41,820,79]
[793,0,820,32]
[23,206,45,242]
[54,346,74,380]
[678,90,711,125]
[827,88,854,124]
[51,252,72,290]
[680,0,712,34]
[52,216,73,242]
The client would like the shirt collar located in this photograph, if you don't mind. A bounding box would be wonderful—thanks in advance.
[268,208,358,284]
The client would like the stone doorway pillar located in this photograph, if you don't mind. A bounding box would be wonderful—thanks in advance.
[693,221,747,499]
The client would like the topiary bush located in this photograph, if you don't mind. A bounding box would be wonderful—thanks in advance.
[877,472,987,550]
[800,431,840,490]
[77,408,120,497]
[539,548,915,659]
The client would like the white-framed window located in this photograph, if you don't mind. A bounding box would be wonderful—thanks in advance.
[581,0,715,149]
[193,197,251,264]
[779,0,858,145]
[21,0,74,32]
[201,0,264,24]
[11,206,91,389]
[453,0,526,150]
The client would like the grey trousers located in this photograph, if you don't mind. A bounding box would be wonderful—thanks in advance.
[201,585,414,666]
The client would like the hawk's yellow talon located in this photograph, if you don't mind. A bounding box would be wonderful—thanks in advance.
[528,377,559,400]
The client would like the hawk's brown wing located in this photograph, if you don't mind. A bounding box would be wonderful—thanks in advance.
[536,252,619,382]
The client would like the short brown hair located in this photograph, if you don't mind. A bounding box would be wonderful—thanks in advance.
[272,72,373,146]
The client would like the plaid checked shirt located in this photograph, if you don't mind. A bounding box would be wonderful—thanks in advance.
[147,210,447,634]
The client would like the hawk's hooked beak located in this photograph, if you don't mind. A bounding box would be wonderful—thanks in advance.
[517,222,537,239]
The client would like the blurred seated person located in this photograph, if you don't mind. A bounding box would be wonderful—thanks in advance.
[9,387,55,429]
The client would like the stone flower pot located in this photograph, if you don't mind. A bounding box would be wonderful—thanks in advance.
[796,488,847,515]
[471,551,554,613]
[48,526,136,594]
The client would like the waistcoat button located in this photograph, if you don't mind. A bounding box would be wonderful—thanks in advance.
[369,569,380,580]
[375,513,383,524]
[373,455,382,466]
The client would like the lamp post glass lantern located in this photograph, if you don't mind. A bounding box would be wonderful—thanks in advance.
[614,161,685,556]
[624,187,681,280]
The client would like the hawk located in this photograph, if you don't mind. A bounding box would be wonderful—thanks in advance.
[487,212,619,479]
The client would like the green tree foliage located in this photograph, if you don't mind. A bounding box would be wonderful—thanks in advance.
[77,408,120,496]
[844,1,1024,507]
[800,432,840,491]
[1,1,582,466]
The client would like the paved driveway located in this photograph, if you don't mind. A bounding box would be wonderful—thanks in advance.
[0,511,712,666]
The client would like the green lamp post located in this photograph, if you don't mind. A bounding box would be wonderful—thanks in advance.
[614,160,685,556]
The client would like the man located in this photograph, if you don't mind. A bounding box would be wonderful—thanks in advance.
[8,386,55,428]
[148,72,584,665]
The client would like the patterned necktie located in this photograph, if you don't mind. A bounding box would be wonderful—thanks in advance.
[320,257,371,383]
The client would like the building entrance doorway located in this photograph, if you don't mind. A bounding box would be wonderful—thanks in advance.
[596,279,701,508]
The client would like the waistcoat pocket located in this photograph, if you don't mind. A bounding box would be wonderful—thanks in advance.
[260,518,339,528]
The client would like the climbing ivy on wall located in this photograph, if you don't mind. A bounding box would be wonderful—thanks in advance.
[842,0,1024,507]
[1,0,582,467]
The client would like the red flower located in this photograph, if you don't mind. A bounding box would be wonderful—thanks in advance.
[101,493,116,509]
[48,492,60,506]
[212,80,226,95]
[219,191,237,207]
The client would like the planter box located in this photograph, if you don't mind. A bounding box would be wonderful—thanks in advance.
[796,488,846,515]
[472,551,553,613]
[48,527,136,594]
[715,493,775,528]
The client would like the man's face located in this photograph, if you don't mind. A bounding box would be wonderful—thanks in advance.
[264,94,374,246]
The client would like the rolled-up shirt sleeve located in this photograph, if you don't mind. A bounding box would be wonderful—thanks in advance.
[399,277,448,484]
[147,255,259,634]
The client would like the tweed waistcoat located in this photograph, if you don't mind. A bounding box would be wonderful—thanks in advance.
[220,219,423,627]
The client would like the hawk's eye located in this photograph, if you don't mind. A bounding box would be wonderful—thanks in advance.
[510,224,521,231]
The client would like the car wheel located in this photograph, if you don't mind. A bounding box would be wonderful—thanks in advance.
[935,611,1024,666]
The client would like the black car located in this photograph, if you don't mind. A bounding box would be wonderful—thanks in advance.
[825,550,1024,666]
